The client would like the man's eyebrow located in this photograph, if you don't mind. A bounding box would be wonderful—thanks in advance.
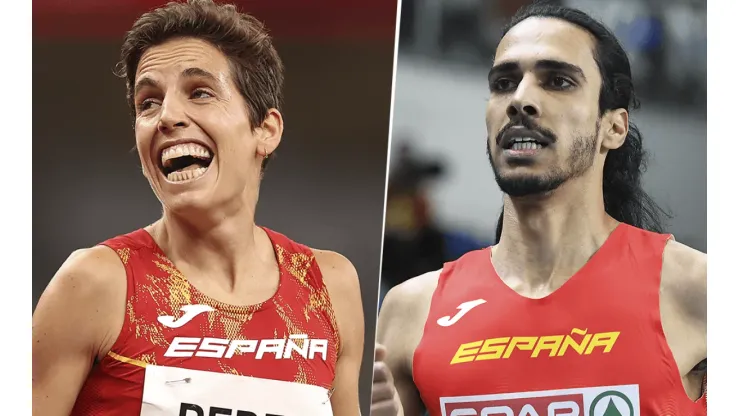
[488,59,587,82]
[489,61,521,81]
[534,59,587,81]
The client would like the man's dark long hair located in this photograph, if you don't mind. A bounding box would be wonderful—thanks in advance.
[494,2,669,244]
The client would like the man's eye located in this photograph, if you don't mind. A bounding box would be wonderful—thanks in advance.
[491,78,517,92]
[548,76,575,90]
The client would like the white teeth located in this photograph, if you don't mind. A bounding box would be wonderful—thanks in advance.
[187,143,207,158]
[511,142,543,151]
[167,167,208,182]
[161,143,212,165]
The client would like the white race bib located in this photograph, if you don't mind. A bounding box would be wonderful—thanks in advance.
[140,365,334,416]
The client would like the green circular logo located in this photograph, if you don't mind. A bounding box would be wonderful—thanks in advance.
[589,390,635,416]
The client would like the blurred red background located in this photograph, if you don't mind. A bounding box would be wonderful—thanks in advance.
[33,0,397,40]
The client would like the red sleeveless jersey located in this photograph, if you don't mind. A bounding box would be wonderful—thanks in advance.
[413,223,707,416]
[71,227,340,416]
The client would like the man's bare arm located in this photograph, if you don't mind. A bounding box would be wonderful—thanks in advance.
[661,240,707,398]
[376,271,440,416]
[314,249,365,416]
[32,246,126,416]
[662,241,707,364]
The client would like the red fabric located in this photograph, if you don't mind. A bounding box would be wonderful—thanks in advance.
[413,223,706,416]
[71,227,339,415]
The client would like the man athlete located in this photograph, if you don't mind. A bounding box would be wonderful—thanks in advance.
[32,1,364,415]
[371,3,706,416]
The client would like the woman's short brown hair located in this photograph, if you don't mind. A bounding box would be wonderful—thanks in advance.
[117,0,284,132]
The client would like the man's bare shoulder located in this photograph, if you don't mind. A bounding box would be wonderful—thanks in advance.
[386,270,440,307]
[663,240,706,276]
[662,240,706,289]
[661,240,706,323]
[380,269,441,328]
[376,270,442,378]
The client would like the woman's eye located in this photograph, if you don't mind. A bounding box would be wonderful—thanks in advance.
[191,89,213,99]
[137,99,160,112]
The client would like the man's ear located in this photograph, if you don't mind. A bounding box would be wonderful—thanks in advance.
[601,108,628,150]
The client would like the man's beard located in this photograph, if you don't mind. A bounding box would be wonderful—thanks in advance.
[487,122,599,197]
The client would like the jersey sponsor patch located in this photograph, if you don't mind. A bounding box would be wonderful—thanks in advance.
[140,365,333,416]
[439,384,639,416]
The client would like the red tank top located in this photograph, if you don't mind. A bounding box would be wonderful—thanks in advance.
[71,227,340,416]
[413,223,707,416]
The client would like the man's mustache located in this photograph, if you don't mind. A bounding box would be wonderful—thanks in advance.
[494,117,558,146]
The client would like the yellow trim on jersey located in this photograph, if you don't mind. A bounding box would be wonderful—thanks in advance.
[107,351,148,368]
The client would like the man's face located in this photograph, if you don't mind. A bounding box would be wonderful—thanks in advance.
[486,17,604,197]
[133,37,281,214]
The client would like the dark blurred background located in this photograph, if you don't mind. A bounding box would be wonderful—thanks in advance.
[33,0,397,413]
[381,0,706,306]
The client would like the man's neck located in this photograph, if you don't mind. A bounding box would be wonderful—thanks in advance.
[494,182,619,295]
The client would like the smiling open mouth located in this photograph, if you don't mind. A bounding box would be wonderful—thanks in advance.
[160,143,213,182]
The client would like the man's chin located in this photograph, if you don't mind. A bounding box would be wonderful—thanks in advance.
[493,171,567,198]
